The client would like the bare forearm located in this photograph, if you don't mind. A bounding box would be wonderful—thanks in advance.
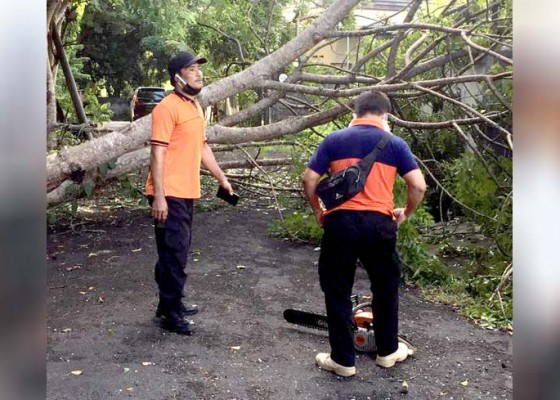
[401,169,427,218]
[404,189,424,217]
[201,144,227,184]
[302,168,324,213]
[150,146,166,198]
[303,182,322,212]
[302,168,325,227]
[404,186,426,217]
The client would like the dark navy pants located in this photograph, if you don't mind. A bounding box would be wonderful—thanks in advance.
[319,210,401,367]
[148,196,194,312]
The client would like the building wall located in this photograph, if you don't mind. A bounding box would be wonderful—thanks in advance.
[305,3,407,69]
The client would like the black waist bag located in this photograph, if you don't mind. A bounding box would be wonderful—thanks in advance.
[316,132,391,210]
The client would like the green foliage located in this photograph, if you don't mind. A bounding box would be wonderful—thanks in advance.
[443,152,512,255]
[118,175,149,207]
[97,159,117,176]
[47,211,58,225]
[423,277,512,330]
[392,177,453,285]
[464,296,512,329]
[82,83,113,122]
[444,153,497,213]
[49,129,82,148]
[54,2,113,124]
[79,0,198,96]
[59,179,98,215]
[78,0,296,96]
[82,181,95,197]
[269,210,323,244]
[64,180,96,199]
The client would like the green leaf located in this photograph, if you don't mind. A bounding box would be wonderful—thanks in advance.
[71,201,78,214]
[98,163,109,175]
[82,181,95,197]
[47,213,57,225]
[65,183,78,195]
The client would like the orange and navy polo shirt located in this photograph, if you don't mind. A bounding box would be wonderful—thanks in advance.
[145,92,207,199]
[307,118,419,217]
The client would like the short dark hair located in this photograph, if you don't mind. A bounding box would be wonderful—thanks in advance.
[354,91,392,117]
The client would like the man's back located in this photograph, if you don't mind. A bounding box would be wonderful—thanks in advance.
[307,118,418,216]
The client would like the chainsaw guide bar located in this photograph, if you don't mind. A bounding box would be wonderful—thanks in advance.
[283,308,416,353]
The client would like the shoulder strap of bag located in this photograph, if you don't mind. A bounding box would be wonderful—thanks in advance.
[356,132,392,174]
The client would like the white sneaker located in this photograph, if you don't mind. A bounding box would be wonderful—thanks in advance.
[315,353,356,377]
[376,342,415,368]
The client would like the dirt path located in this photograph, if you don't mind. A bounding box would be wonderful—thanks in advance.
[47,207,512,400]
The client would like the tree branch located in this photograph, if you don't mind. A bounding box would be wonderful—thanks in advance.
[199,0,362,106]
[389,111,509,130]
[198,22,246,63]
[208,104,348,144]
[254,72,512,98]
[405,32,430,66]
[217,70,304,127]
[409,83,513,150]
[452,122,502,188]
[386,0,423,77]
[415,157,498,221]
[460,31,512,65]
[47,148,292,206]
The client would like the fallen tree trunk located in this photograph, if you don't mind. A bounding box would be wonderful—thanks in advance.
[47,148,292,206]
[46,116,152,191]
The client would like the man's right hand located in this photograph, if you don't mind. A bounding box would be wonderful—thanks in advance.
[314,208,325,228]
[152,195,168,222]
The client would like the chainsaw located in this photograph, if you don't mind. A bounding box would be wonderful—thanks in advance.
[284,295,415,353]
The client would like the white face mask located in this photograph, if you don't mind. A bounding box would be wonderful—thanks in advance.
[382,114,391,132]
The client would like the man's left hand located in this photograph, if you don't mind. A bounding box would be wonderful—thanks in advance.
[393,208,407,226]
[219,179,234,195]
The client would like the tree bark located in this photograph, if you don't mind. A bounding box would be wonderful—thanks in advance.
[47,0,71,126]
[47,150,291,206]
[386,0,423,78]
[47,116,152,191]
[51,22,88,126]
[46,60,57,130]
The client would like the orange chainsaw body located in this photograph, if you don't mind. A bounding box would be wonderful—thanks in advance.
[353,310,374,328]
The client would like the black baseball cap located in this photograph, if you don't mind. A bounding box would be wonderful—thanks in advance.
[168,51,207,83]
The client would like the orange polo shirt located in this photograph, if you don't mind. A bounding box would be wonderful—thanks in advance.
[145,92,207,199]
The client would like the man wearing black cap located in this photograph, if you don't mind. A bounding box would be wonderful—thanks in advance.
[145,51,233,335]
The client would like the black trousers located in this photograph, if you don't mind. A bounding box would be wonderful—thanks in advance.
[318,210,401,367]
[148,196,194,311]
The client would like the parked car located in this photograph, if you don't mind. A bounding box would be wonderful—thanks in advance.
[130,87,166,121]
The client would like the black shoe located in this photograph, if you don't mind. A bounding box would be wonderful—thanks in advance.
[160,311,195,335]
[156,303,199,319]
[180,303,199,316]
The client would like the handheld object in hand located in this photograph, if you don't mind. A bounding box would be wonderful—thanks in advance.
[216,187,239,206]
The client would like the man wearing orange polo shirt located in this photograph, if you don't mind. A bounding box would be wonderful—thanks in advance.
[145,51,233,335]
[302,91,426,376]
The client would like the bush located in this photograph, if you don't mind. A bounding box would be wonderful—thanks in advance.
[269,210,322,243]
